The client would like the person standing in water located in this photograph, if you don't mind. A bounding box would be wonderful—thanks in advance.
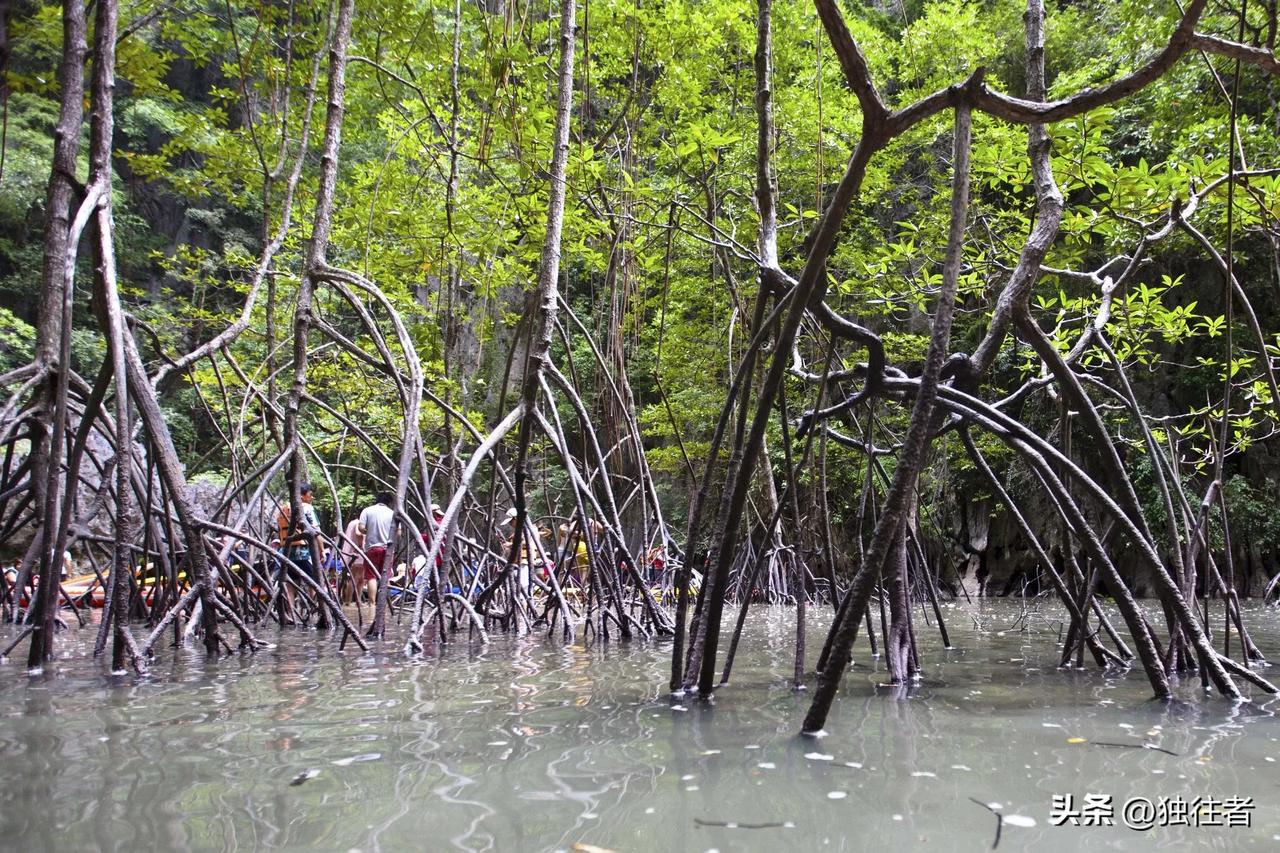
[277,483,321,583]
[357,492,396,604]
[340,515,365,603]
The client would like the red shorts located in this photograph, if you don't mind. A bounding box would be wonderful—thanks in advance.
[363,546,388,582]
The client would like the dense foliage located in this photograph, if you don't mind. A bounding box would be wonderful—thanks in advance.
[3,0,1279,590]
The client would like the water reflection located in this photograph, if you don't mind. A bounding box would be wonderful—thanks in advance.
[0,602,1276,851]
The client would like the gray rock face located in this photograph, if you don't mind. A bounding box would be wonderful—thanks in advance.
[0,429,262,563]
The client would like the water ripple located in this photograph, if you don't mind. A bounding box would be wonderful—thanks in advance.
[0,602,1276,850]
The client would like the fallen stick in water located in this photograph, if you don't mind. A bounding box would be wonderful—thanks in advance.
[968,798,1003,850]
[1092,741,1179,756]
[694,817,791,830]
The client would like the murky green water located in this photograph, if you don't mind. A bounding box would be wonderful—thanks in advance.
[1,600,1278,851]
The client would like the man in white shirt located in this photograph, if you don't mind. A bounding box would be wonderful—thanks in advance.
[357,492,396,604]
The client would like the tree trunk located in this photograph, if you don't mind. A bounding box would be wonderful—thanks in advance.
[26,0,88,667]
[508,0,576,577]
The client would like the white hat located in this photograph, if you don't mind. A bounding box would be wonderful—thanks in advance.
[503,507,518,524]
